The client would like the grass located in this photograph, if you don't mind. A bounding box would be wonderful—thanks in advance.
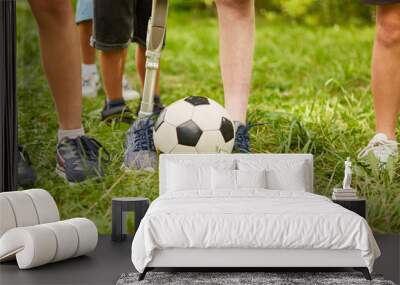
[17,6,399,234]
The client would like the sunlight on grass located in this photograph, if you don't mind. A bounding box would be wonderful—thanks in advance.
[17,7,399,233]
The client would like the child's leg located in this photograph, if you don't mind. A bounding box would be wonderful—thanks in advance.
[28,0,82,130]
[92,0,133,103]
[76,0,96,65]
[79,21,96,65]
[215,0,255,124]
[99,49,126,101]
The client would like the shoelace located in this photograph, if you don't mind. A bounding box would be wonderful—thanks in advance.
[126,118,156,152]
[357,139,398,159]
[61,136,110,164]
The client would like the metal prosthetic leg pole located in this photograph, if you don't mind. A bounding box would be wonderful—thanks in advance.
[123,0,168,171]
[139,0,168,117]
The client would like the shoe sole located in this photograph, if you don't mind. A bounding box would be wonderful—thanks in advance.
[55,164,104,185]
[55,164,77,186]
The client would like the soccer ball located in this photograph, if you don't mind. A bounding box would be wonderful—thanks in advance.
[153,96,235,153]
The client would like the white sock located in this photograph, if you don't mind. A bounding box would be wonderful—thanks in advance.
[82,64,97,78]
[57,127,85,142]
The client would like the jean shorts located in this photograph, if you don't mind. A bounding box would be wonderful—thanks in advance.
[75,0,94,24]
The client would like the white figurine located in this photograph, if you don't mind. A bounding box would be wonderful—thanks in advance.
[342,157,352,190]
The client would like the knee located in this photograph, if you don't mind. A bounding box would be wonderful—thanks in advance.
[376,10,400,48]
[33,0,73,28]
[215,0,253,18]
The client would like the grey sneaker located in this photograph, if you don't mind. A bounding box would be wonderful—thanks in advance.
[123,116,157,171]
[233,121,250,153]
[357,133,398,164]
[56,136,109,183]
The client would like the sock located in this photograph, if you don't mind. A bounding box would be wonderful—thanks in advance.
[58,127,85,142]
[82,64,97,78]
[106,99,125,108]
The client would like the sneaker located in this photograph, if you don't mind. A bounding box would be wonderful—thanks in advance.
[101,100,134,124]
[135,96,165,116]
[122,77,140,101]
[123,116,156,171]
[233,121,250,153]
[357,133,398,164]
[56,136,109,183]
[17,145,36,188]
[82,72,100,98]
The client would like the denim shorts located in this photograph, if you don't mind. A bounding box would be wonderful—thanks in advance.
[75,0,94,24]
[91,0,156,50]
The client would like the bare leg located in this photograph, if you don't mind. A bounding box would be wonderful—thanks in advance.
[28,0,82,130]
[215,0,255,124]
[372,4,400,140]
[78,20,96,64]
[99,49,127,101]
[136,45,161,95]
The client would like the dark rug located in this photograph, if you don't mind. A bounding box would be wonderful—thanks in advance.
[116,272,396,285]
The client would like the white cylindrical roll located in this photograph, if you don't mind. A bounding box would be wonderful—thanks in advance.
[0,196,16,237]
[0,226,57,269]
[42,221,79,262]
[23,189,60,224]
[1,192,39,227]
[63,218,98,257]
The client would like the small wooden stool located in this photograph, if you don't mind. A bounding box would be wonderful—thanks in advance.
[111,197,150,242]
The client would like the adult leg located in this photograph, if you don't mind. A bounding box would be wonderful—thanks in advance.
[358,4,400,163]
[215,0,255,124]
[28,0,82,130]
[28,0,107,183]
[372,4,400,139]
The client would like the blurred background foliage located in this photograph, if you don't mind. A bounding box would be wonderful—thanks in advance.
[170,0,373,26]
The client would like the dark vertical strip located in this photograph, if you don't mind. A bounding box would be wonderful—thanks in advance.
[0,0,17,192]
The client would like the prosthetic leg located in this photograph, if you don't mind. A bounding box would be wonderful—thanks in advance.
[123,0,168,171]
[139,0,168,117]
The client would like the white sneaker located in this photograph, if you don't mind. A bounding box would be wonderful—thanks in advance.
[357,133,398,163]
[82,72,100,98]
[122,76,140,101]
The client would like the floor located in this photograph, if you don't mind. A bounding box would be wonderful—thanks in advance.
[0,236,134,285]
[0,234,398,285]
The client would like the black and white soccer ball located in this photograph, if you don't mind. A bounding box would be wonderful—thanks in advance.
[153,96,235,153]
